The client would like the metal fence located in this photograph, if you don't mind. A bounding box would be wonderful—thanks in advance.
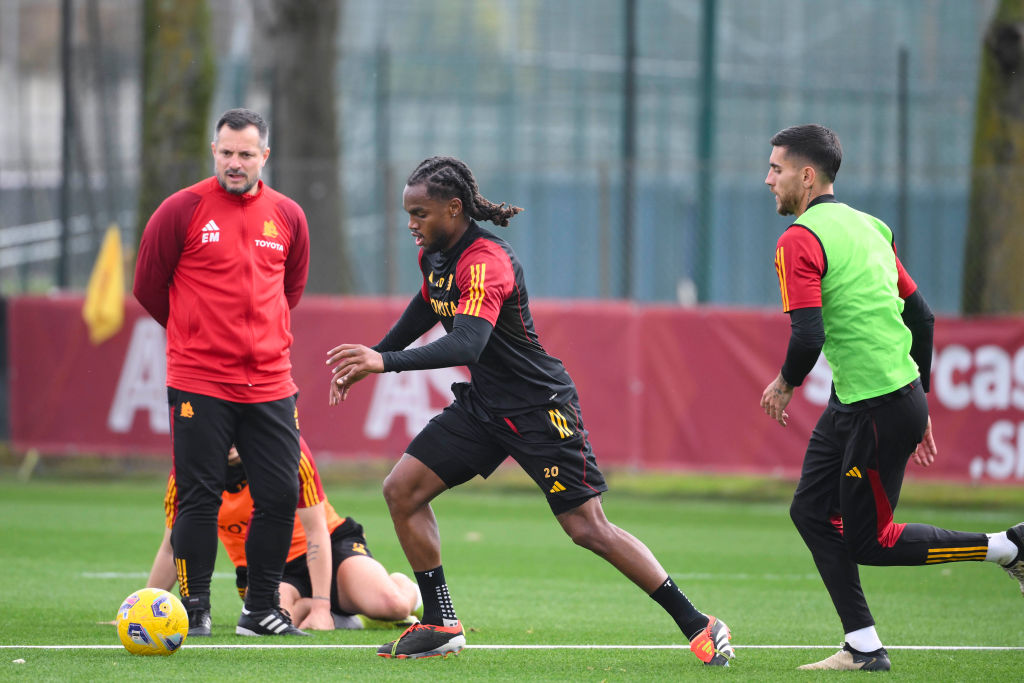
[0,0,998,312]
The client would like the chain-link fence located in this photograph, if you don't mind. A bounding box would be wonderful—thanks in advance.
[0,0,998,312]
[1,0,140,294]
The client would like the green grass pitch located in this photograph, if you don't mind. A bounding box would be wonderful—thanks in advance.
[1,472,1022,681]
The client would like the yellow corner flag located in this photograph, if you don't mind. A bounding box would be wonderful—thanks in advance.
[82,224,125,344]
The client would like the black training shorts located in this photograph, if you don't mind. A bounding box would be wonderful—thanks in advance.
[407,393,608,515]
[279,517,372,616]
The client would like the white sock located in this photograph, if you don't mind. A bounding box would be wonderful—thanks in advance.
[845,625,883,653]
[986,532,1017,565]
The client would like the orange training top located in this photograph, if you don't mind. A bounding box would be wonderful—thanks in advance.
[163,437,346,566]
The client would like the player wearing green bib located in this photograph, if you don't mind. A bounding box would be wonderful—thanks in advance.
[760,124,1024,672]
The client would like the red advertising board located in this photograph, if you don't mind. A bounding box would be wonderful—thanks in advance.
[8,294,1024,483]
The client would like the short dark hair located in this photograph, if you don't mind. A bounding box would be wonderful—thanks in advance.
[406,156,523,227]
[215,108,269,148]
[769,124,842,183]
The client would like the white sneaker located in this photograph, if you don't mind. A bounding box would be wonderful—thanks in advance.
[798,643,890,671]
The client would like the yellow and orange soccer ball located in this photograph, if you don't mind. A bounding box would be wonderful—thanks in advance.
[115,588,188,656]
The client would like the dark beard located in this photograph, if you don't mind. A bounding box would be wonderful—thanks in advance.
[218,175,256,195]
[776,197,797,216]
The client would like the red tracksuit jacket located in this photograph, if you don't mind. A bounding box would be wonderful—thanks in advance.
[134,177,310,401]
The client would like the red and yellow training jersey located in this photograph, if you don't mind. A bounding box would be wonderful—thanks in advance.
[774,220,917,313]
[134,176,309,401]
[415,221,575,413]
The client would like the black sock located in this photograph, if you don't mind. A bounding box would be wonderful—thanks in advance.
[414,565,458,626]
[650,576,707,640]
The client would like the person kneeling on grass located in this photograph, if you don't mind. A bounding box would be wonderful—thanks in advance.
[147,437,421,634]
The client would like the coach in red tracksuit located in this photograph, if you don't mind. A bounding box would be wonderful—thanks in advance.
[134,108,310,638]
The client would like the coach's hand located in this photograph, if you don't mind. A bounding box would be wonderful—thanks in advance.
[326,344,384,405]
[760,372,794,427]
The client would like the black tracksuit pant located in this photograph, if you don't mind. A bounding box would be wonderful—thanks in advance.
[167,387,301,612]
[789,380,989,632]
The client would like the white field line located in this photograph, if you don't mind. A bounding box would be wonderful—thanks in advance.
[670,572,821,581]
[81,571,822,581]
[3,644,1023,651]
[83,573,827,581]
[81,572,237,580]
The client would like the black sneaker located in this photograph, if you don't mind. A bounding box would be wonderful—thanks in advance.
[186,608,211,637]
[180,595,211,637]
[1003,522,1024,596]
[798,643,891,671]
[236,606,310,636]
[377,621,465,658]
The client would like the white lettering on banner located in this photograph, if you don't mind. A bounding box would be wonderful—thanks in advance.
[932,343,1024,481]
[364,327,469,439]
[933,344,1024,411]
[968,420,1024,480]
[108,318,168,434]
[933,344,971,409]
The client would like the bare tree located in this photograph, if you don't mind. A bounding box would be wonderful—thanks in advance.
[964,0,1024,313]
[137,0,215,242]
[256,0,351,294]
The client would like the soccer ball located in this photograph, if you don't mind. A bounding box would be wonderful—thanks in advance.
[115,588,188,656]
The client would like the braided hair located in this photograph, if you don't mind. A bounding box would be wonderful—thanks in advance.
[406,156,523,227]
